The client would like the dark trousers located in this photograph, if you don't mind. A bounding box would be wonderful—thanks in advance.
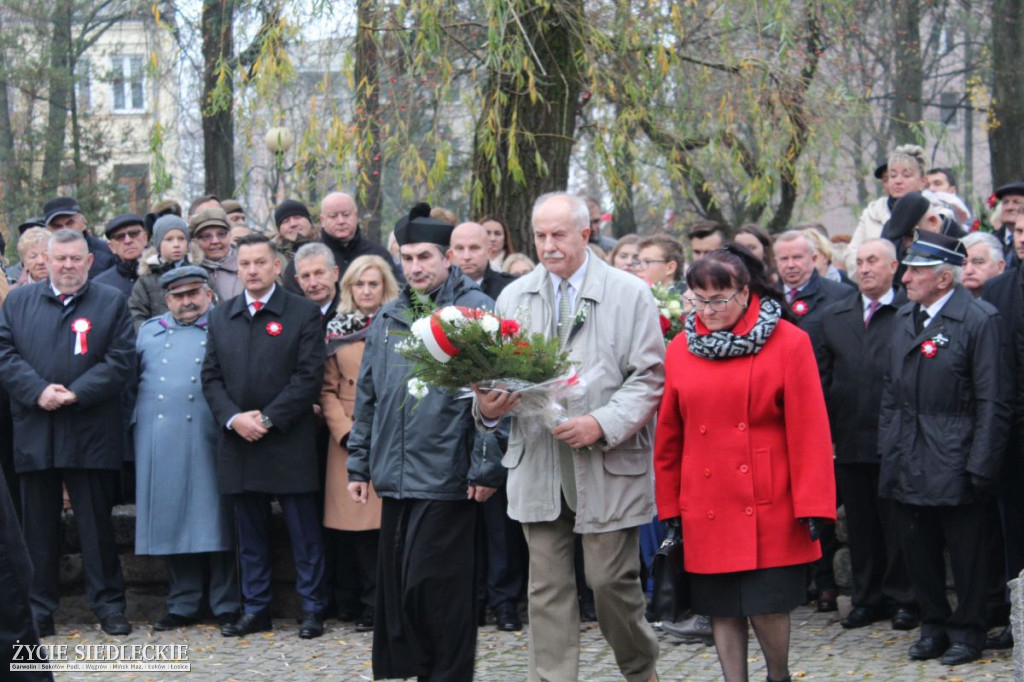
[20,469,125,621]
[895,501,989,648]
[326,529,379,615]
[998,447,1024,596]
[164,551,240,618]
[233,492,327,614]
[837,463,914,609]
[476,487,526,610]
[375,498,478,682]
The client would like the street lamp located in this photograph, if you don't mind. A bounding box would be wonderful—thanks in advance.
[265,126,294,205]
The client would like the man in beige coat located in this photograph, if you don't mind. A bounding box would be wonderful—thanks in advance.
[476,192,665,682]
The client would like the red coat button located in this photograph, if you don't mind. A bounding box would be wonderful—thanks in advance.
[703,468,711,477]
[699,425,707,434]
[744,507,753,516]
[707,511,715,520]
[739,464,749,474]
[737,422,747,431]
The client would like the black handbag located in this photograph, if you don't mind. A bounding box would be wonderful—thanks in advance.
[650,531,690,622]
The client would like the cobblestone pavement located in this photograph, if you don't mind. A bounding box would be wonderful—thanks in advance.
[46,602,1012,681]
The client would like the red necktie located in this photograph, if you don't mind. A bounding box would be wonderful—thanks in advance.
[864,300,880,329]
[251,301,263,313]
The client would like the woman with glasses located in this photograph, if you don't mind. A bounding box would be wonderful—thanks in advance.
[654,244,836,682]
[636,234,686,292]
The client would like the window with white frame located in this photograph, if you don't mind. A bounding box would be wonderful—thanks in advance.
[110,55,145,113]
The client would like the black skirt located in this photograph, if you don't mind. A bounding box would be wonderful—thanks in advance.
[689,563,807,618]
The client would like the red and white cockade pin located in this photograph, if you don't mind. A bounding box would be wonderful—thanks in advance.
[266,321,283,336]
[792,300,809,316]
[920,340,938,358]
[71,318,91,355]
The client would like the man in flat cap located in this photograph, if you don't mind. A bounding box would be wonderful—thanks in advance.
[94,214,149,298]
[189,206,243,304]
[0,228,135,637]
[476,192,664,682]
[992,181,1024,262]
[347,204,504,681]
[202,234,327,640]
[42,196,116,278]
[135,266,239,631]
[878,230,1010,665]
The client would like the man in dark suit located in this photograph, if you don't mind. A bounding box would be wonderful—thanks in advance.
[773,228,852,611]
[42,197,116,279]
[0,229,135,638]
[879,231,1009,666]
[202,233,328,639]
[818,239,917,631]
[448,221,524,631]
[293,242,341,332]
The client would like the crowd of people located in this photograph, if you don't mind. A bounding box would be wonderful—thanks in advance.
[0,142,1020,682]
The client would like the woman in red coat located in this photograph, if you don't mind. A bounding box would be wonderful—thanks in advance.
[654,245,836,682]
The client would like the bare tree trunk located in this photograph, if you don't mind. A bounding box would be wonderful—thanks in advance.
[201,0,236,197]
[890,0,923,143]
[41,0,74,196]
[471,0,584,258]
[354,0,382,241]
[0,31,22,244]
[990,0,1024,187]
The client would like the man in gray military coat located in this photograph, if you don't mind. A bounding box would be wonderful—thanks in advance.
[134,266,239,630]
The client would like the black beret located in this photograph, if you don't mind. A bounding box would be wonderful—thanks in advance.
[995,181,1024,200]
[274,199,312,228]
[882,192,931,242]
[394,202,453,247]
[104,213,146,237]
[902,229,967,267]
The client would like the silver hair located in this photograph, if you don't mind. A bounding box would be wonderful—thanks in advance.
[962,232,1005,265]
[47,228,86,253]
[17,227,51,256]
[858,238,897,261]
[532,192,590,232]
[774,229,817,255]
[294,241,336,269]
[934,262,962,285]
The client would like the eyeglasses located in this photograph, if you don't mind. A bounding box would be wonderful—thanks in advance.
[685,291,742,312]
[636,259,667,269]
[197,229,229,243]
[110,228,145,241]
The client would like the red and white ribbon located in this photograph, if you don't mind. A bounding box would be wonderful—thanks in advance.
[71,318,92,355]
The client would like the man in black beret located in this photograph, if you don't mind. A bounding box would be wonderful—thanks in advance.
[992,181,1024,262]
[347,204,503,680]
[272,199,316,271]
[879,230,1009,666]
[93,214,149,298]
[42,196,116,278]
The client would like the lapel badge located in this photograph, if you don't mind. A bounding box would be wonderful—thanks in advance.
[931,332,950,348]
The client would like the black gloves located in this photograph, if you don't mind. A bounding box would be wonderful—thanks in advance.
[970,473,999,498]
[799,517,828,542]
[662,517,681,545]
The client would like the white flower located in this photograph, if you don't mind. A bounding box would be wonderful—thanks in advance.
[667,300,683,317]
[438,306,466,325]
[407,378,429,400]
[479,313,500,335]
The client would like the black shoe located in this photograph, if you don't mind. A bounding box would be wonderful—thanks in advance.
[816,588,838,613]
[908,635,949,660]
[100,613,132,636]
[215,612,239,629]
[221,611,272,637]
[354,609,374,633]
[35,616,55,638]
[495,603,522,632]
[298,611,324,639]
[579,600,597,623]
[661,614,714,644]
[986,625,1013,650]
[939,642,981,666]
[891,607,920,631]
[153,613,199,631]
[840,606,887,629]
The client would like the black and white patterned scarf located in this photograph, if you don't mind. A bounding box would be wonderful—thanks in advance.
[325,311,372,356]
[685,296,781,360]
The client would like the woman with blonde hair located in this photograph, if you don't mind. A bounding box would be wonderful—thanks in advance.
[11,228,51,289]
[320,254,399,631]
[847,144,929,270]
